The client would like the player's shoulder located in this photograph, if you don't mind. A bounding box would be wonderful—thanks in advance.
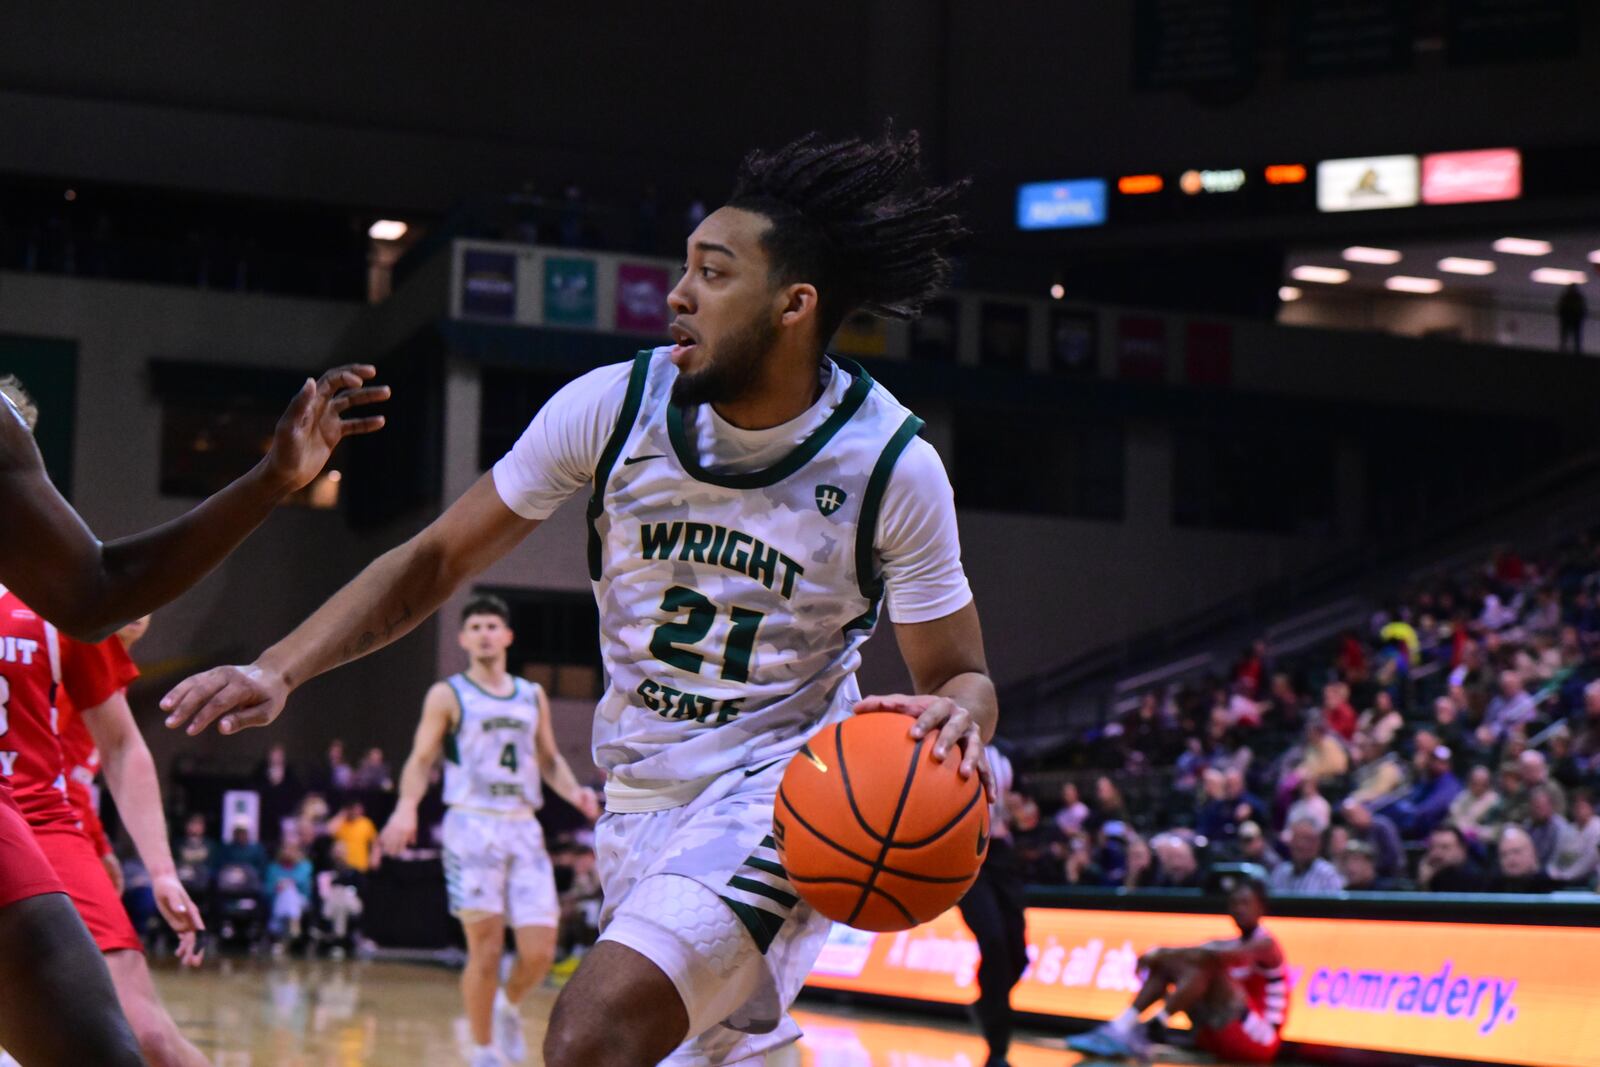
[426,677,463,705]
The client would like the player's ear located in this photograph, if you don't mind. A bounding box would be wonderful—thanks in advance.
[778,283,818,330]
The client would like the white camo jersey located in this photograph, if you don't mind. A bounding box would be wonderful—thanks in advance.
[494,348,972,811]
[442,674,544,814]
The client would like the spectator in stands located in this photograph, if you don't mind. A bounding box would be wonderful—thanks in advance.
[1285,777,1331,835]
[1488,826,1557,893]
[1093,822,1133,886]
[352,747,395,792]
[1223,768,1269,830]
[1234,639,1268,698]
[1357,691,1404,749]
[1549,789,1600,887]
[1268,819,1343,895]
[1121,833,1157,890]
[1387,744,1462,841]
[317,840,365,956]
[1504,751,1566,826]
[217,824,268,877]
[1481,670,1539,745]
[1430,697,1470,759]
[1524,786,1579,871]
[1062,832,1102,887]
[312,738,353,795]
[329,801,379,874]
[1339,800,1404,881]
[1293,719,1350,787]
[173,813,217,895]
[1417,825,1487,893]
[1235,821,1282,870]
[1150,834,1201,889]
[1092,776,1130,831]
[1570,681,1600,775]
[1264,673,1305,731]
[1547,725,1583,789]
[265,843,314,951]
[1337,841,1400,892]
[1008,794,1065,885]
[1054,781,1089,836]
[1321,682,1358,742]
[1194,769,1233,841]
[1448,765,1505,844]
[254,742,303,848]
[1347,731,1412,809]
[286,793,333,869]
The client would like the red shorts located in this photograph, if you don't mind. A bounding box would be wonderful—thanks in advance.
[32,823,142,954]
[0,787,64,909]
[1197,1006,1281,1064]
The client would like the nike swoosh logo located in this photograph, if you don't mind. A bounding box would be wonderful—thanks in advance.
[623,454,668,465]
[743,759,782,778]
[799,743,828,774]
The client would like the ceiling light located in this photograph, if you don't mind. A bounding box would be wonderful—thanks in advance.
[1588,249,1600,265]
[1343,246,1402,265]
[368,219,409,241]
[1264,164,1307,185]
[1492,237,1551,256]
[1531,267,1588,285]
[1049,283,1066,300]
[1290,265,1351,284]
[1385,276,1443,294]
[1117,174,1163,195]
[1278,286,1302,302]
[1438,257,1496,276]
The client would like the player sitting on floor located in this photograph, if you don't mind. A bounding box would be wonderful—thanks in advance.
[1068,873,1287,1063]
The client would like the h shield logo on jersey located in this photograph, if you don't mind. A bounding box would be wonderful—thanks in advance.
[815,485,846,516]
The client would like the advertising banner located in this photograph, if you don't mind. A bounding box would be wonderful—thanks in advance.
[1316,154,1419,212]
[1115,315,1168,382]
[460,249,518,320]
[1016,180,1107,230]
[1421,148,1522,205]
[543,257,598,327]
[615,263,671,333]
[805,907,1600,1067]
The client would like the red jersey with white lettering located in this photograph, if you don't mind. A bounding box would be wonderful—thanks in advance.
[0,591,128,830]
[1197,925,1289,1064]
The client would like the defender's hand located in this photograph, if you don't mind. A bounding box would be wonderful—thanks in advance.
[379,809,418,856]
[851,693,996,798]
[262,364,389,492]
[152,874,206,968]
[162,663,288,736]
[574,787,602,823]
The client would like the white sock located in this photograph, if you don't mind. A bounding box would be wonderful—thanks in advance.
[495,987,516,1012]
[474,1043,496,1055]
[1112,1007,1141,1032]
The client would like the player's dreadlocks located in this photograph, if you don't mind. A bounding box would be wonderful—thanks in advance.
[728,127,967,344]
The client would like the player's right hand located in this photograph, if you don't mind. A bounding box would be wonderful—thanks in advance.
[161,663,289,736]
[379,809,417,855]
[152,873,207,968]
[261,364,389,493]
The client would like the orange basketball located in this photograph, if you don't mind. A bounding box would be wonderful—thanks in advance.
[774,711,989,932]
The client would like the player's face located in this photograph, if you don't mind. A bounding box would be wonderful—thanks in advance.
[667,207,783,407]
[1227,886,1263,932]
[458,613,513,658]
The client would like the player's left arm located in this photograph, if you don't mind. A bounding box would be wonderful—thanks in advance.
[851,436,996,792]
[533,687,601,821]
[83,690,206,965]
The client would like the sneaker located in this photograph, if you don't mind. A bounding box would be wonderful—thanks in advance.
[494,994,527,1064]
[1144,1014,1169,1046]
[468,1046,504,1067]
[1066,1023,1137,1060]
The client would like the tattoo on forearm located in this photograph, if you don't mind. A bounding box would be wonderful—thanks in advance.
[340,598,414,660]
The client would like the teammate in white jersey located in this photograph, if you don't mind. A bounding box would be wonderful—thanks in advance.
[163,128,997,1067]
[380,594,599,1067]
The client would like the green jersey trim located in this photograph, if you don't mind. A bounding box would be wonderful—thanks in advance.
[665,359,874,490]
[853,413,926,601]
[454,672,521,702]
[587,350,654,580]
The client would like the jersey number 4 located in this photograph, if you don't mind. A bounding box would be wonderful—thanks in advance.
[649,586,765,683]
[499,743,519,774]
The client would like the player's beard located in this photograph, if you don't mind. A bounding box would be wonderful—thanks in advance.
[671,307,779,408]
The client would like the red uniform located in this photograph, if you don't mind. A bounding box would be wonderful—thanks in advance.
[0,590,142,951]
[1195,926,1289,1064]
[60,670,125,858]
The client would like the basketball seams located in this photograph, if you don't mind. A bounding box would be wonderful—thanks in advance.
[882,781,983,850]
[834,723,893,845]
[777,786,972,883]
[783,875,918,928]
[844,730,924,927]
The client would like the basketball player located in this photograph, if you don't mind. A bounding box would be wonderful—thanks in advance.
[957,743,1027,1067]
[60,617,150,897]
[379,594,600,1067]
[0,367,384,1067]
[1068,875,1288,1063]
[162,129,997,1067]
[0,596,208,1066]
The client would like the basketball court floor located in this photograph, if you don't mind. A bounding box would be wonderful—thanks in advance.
[148,957,1310,1066]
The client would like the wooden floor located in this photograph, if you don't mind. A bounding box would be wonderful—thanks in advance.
[147,957,1272,1065]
